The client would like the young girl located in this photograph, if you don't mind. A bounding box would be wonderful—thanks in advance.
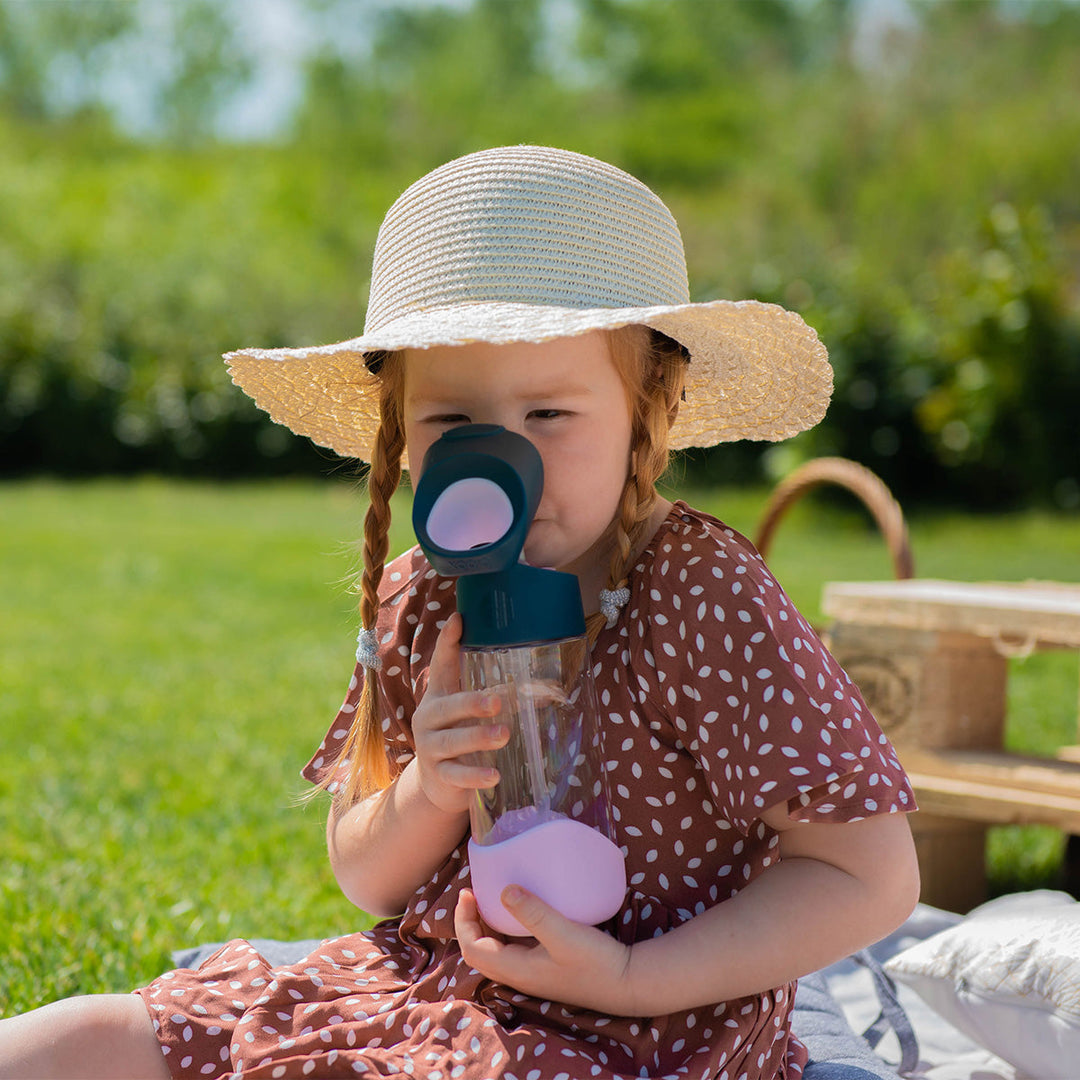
[0,146,919,1080]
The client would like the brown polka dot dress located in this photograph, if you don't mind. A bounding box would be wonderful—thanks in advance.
[136,502,915,1080]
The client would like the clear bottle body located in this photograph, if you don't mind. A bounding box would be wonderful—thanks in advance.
[462,637,615,845]
[461,637,626,935]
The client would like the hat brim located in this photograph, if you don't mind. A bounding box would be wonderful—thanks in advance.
[225,299,831,465]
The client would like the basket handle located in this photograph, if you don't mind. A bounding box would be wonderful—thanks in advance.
[753,457,915,580]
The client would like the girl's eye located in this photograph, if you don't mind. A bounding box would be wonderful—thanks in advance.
[528,409,564,421]
[428,414,470,425]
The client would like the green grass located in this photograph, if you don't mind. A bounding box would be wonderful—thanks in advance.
[1,478,412,1014]
[3,477,1079,1014]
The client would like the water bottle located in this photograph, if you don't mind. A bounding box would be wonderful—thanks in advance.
[412,424,627,937]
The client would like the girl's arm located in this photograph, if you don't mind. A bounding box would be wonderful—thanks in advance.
[327,758,468,918]
[327,614,509,918]
[456,806,920,1015]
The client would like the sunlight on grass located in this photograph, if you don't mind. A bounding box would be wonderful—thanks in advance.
[0,478,402,1011]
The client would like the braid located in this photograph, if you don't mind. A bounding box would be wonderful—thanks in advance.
[328,353,406,807]
[585,327,688,644]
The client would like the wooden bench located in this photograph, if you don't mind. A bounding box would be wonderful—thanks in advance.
[821,579,1080,912]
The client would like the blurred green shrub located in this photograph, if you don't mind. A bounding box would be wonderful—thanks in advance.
[1,0,1077,508]
[781,203,1080,508]
[0,120,386,475]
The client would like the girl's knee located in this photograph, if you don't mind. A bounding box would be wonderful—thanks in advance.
[29,993,140,1040]
[0,994,168,1080]
[72,992,154,1036]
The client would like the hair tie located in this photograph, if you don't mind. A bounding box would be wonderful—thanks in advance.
[598,586,631,629]
[356,627,382,671]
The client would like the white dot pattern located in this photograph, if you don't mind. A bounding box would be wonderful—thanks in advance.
[137,502,914,1080]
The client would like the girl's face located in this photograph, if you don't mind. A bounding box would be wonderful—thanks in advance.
[403,331,633,585]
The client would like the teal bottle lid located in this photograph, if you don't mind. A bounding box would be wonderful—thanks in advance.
[455,563,585,648]
[412,425,586,647]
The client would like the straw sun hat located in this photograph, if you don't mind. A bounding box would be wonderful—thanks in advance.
[225,145,831,465]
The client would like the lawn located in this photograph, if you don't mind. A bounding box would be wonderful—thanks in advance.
[2,477,1079,1015]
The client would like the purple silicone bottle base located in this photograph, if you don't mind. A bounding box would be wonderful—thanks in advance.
[468,817,627,937]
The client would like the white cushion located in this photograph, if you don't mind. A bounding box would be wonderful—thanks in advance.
[884,890,1080,1079]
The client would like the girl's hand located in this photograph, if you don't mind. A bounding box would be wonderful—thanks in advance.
[412,613,510,815]
[454,887,637,1016]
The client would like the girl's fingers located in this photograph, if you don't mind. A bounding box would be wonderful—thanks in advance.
[423,615,507,723]
[424,612,464,698]
[437,758,501,791]
[454,889,509,952]
[413,613,510,809]
[431,718,507,758]
[416,691,505,743]
[423,722,507,790]
[454,889,486,952]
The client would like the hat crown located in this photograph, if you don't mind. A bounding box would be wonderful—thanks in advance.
[365,146,690,333]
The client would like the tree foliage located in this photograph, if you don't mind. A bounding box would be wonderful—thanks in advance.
[1,0,1078,507]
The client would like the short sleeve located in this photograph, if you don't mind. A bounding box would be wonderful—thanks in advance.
[637,515,915,834]
[300,546,457,796]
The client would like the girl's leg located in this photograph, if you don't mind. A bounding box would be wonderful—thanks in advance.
[0,994,171,1080]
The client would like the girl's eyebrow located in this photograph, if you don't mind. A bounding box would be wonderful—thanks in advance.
[519,383,593,400]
